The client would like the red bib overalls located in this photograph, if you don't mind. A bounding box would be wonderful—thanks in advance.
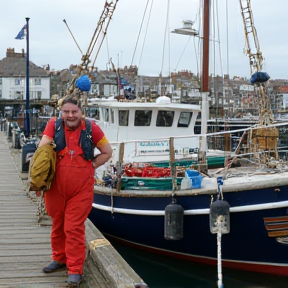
[45,125,94,275]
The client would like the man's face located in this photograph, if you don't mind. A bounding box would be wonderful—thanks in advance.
[61,102,82,129]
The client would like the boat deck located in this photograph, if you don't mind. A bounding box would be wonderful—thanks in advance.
[0,131,146,288]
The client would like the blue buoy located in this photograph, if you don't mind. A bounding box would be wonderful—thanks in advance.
[250,71,270,84]
[75,75,91,92]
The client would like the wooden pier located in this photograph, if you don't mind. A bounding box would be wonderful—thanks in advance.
[0,131,147,288]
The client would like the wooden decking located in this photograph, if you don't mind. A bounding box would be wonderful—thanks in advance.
[0,131,69,287]
[0,131,147,288]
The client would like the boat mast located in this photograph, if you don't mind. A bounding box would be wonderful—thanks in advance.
[239,0,273,125]
[199,0,210,169]
[59,0,119,112]
[201,0,210,94]
[239,0,278,161]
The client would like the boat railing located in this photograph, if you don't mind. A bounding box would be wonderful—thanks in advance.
[96,121,288,189]
[108,121,288,155]
[94,121,288,190]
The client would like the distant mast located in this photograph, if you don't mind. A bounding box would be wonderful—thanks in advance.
[171,4,210,168]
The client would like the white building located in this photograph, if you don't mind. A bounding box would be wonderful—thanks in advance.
[0,48,50,100]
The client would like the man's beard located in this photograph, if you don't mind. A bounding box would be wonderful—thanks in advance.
[64,118,81,130]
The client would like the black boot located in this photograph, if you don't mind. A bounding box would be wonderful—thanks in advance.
[43,260,66,273]
[67,274,82,287]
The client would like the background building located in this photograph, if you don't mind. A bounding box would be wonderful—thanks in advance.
[0,48,50,101]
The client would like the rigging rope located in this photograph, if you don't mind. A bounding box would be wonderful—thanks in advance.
[105,34,110,66]
[174,37,192,71]
[160,0,170,75]
[131,0,150,67]
[138,0,154,71]
[63,19,83,55]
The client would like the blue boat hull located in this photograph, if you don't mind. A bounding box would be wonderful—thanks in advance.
[89,184,288,275]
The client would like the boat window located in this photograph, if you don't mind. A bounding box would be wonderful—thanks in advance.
[134,110,152,126]
[104,108,109,122]
[119,110,129,126]
[86,107,99,119]
[177,112,192,127]
[110,109,114,124]
[156,111,174,127]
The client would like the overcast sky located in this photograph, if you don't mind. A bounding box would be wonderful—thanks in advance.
[0,0,287,80]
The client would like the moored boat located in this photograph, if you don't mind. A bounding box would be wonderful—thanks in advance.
[89,119,288,276]
[88,0,288,277]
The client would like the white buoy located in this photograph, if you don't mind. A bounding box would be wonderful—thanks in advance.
[209,177,230,288]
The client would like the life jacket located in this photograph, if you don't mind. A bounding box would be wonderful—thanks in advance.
[29,143,56,191]
[54,118,95,161]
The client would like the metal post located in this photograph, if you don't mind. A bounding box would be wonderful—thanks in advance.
[25,17,30,138]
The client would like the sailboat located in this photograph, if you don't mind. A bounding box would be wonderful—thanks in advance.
[87,0,288,276]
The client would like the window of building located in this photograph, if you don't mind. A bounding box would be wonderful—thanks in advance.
[119,110,129,126]
[177,112,192,127]
[134,110,152,126]
[15,79,20,85]
[16,91,22,100]
[35,78,41,85]
[37,91,42,100]
[0,90,2,98]
[0,78,2,85]
[156,110,174,127]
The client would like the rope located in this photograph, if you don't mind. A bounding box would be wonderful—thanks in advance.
[160,0,170,75]
[138,0,154,71]
[130,0,150,67]
[63,19,83,55]
[217,231,224,288]
[106,35,110,65]
[174,37,192,71]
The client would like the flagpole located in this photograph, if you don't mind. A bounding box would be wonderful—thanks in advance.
[25,17,30,138]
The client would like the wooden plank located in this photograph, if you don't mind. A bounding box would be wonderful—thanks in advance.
[268,230,288,237]
[0,238,51,245]
[0,244,49,252]
[0,228,48,234]
[84,219,147,288]
[0,255,56,264]
[0,248,52,257]
[264,215,288,222]
[265,223,288,230]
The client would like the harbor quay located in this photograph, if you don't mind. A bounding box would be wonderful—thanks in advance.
[0,130,147,288]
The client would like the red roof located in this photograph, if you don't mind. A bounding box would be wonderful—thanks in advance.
[279,85,288,93]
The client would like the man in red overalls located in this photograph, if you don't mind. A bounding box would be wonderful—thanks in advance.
[38,94,112,286]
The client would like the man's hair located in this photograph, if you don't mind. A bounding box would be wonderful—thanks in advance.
[61,93,81,109]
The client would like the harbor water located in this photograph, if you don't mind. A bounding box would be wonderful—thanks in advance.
[108,237,288,288]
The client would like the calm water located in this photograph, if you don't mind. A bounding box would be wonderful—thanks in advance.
[108,238,288,288]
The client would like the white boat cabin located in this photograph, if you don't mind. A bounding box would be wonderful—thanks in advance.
[91,97,200,140]
[89,96,202,164]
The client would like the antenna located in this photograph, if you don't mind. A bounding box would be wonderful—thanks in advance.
[63,19,83,54]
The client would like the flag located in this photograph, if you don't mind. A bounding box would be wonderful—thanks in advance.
[15,25,27,40]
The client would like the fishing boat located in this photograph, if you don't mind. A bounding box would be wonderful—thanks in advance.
[87,0,288,277]
[88,95,227,171]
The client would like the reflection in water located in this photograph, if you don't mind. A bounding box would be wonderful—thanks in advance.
[108,237,288,288]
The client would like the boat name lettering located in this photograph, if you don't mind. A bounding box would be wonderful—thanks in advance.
[139,141,168,147]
